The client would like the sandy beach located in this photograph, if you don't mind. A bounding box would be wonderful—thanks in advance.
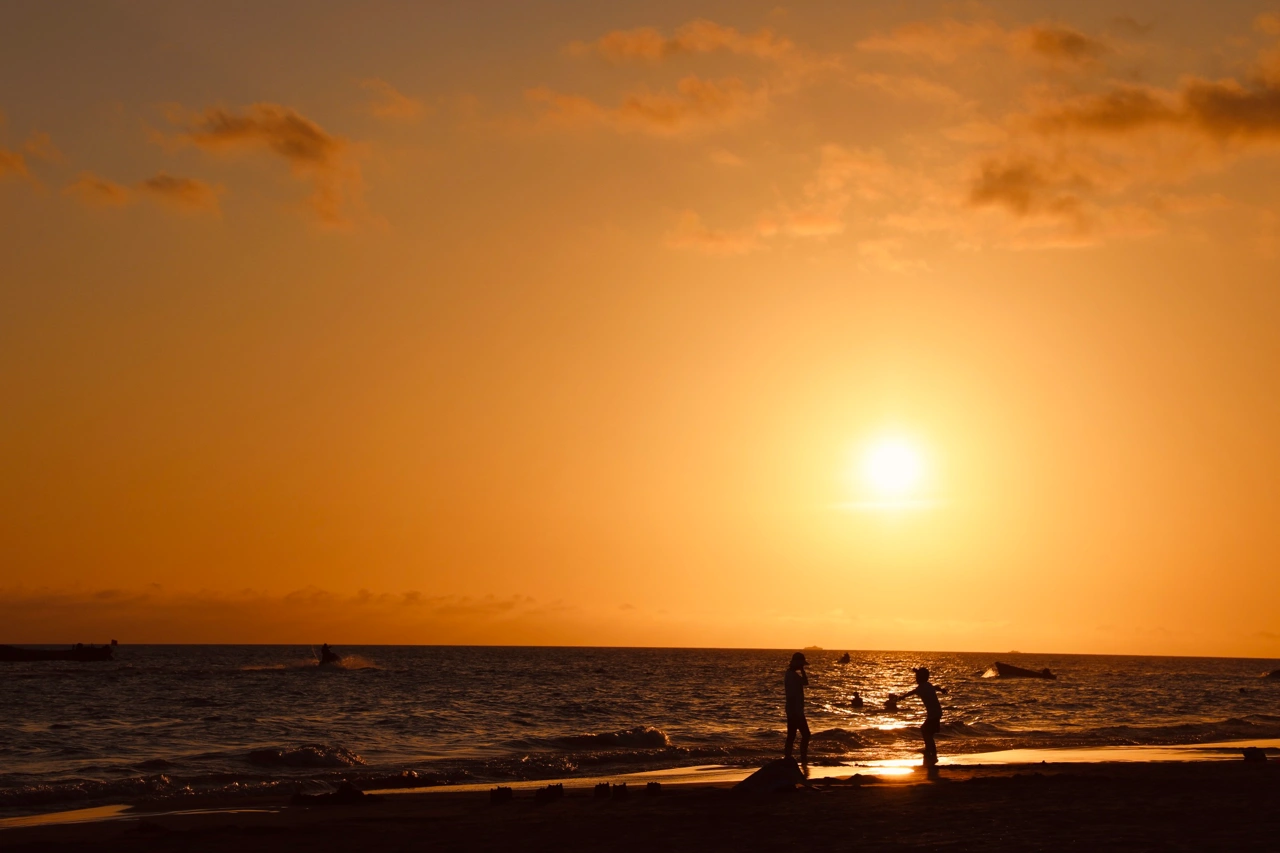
[3,760,1277,852]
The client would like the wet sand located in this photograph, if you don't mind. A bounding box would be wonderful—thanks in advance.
[3,761,1278,852]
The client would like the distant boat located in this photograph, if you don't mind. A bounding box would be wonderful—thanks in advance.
[0,642,116,663]
[983,661,1056,680]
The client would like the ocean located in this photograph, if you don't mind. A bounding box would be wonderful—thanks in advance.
[2,646,1278,817]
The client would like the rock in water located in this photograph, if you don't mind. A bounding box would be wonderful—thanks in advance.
[1242,747,1267,763]
[734,758,805,793]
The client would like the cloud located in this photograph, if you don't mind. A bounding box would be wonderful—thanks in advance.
[168,102,363,226]
[137,172,222,213]
[23,131,63,162]
[361,78,427,121]
[526,75,767,135]
[0,147,27,180]
[955,28,1280,245]
[850,72,970,107]
[63,172,131,206]
[0,586,582,644]
[64,171,222,214]
[858,19,1106,66]
[0,131,62,183]
[670,144,908,254]
[1257,13,1280,37]
[666,210,761,254]
[569,19,794,63]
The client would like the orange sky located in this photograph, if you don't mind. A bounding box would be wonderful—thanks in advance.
[3,1,1280,655]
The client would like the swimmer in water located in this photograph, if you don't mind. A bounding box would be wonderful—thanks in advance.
[850,691,864,708]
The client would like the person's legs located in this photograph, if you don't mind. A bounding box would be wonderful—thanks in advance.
[921,719,939,766]
[798,718,811,764]
[785,720,798,759]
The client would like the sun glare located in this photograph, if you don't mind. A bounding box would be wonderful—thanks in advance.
[861,439,925,498]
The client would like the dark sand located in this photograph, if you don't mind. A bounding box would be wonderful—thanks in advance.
[3,762,1278,852]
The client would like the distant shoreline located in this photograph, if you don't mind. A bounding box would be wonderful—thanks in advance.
[3,643,1278,662]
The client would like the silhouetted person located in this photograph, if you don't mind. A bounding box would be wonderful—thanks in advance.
[850,691,863,708]
[784,652,810,764]
[838,652,851,664]
[898,666,948,767]
[884,693,899,711]
[320,643,340,665]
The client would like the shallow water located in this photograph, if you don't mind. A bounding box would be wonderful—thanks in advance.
[2,646,1277,816]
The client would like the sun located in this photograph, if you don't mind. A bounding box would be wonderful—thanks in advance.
[860,438,925,499]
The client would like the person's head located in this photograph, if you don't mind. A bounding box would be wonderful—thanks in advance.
[914,666,930,684]
[790,652,807,670]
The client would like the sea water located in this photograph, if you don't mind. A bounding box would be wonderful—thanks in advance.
[1,646,1277,817]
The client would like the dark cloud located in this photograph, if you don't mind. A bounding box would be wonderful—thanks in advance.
[0,587,569,644]
[858,19,1106,66]
[64,171,222,214]
[1029,78,1280,141]
[137,172,222,213]
[1023,24,1107,62]
[171,103,361,226]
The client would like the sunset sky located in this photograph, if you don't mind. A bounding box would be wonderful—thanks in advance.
[4,1,1280,655]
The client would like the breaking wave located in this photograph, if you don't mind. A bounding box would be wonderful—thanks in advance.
[246,745,366,769]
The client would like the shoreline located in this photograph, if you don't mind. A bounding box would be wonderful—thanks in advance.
[4,738,1277,834]
[1,760,1277,852]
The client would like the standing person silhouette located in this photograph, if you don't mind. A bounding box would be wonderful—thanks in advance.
[784,652,810,764]
[898,666,947,767]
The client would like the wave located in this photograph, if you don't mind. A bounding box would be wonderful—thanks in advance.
[544,726,674,750]
[239,655,378,673]
[246,744,366,769]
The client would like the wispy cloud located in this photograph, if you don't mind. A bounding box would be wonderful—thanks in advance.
[526,75,768,136]
[23,131,63,163]
[361,78,427,121]
[568,19,794,63]
[0,586,576,644]
[0,147,27,180]
[165,102,363,226]
[64,171,222,214]
[858,19,1107,66]
[137,172,222,213]
[669,144,909,256]
[63,172,131,206]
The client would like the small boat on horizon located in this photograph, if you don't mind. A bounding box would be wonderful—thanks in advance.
[983,661,1056,680]
[0,641,116,663]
